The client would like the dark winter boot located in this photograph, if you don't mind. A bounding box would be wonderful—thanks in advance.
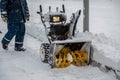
[2,43,8,50]
[14,47,26,51]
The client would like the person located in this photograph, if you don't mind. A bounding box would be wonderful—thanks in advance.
[0,0,30,51]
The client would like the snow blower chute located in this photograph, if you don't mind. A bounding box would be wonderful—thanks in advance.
[37,5,91,68]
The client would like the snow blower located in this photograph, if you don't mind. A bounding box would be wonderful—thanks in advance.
[37,5,91,68]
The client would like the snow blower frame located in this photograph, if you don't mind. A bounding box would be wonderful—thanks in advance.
[37,5,91,68]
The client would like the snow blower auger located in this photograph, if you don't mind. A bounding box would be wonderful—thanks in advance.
[37,4,91,68]
[52,41,91,68]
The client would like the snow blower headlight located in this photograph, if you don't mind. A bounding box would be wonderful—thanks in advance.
[52,16,60,22]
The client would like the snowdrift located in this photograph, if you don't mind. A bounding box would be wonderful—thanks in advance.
[76,32,120,71]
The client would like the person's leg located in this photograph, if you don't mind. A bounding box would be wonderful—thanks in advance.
[1,23,19,50]
[15,23,26,51]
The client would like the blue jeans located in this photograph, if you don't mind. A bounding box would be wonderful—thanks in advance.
[2,23,25,47]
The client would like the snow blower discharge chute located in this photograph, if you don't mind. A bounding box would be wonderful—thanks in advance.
[37,5,91,68]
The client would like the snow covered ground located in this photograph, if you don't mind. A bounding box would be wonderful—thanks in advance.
[0,27,117,80]
[0,0,120,80]
[0,24,118,80]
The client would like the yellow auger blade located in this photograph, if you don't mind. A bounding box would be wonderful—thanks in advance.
[70,50,88,66]
[54,47,89,68]
[54,48,71,68]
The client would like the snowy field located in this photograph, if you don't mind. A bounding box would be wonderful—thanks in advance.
[0,0,120,80]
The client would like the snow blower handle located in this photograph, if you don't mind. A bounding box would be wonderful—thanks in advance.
[56,7,59,12]
[62,4,65,13]
[37,5,52,44]
[37,5,42,15]
[40,5,42,13]
[49,6,51,12]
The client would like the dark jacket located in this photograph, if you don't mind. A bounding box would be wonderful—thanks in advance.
[0,0,29,23]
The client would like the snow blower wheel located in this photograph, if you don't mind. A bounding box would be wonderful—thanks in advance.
[40,43,50,63]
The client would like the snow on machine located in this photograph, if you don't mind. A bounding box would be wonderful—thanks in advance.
[37,5,91,68]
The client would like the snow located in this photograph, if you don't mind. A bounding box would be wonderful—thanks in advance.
[90,0,120,42]
[0,31,117,80]
[76,32,120,70]
[0,0,120,80]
